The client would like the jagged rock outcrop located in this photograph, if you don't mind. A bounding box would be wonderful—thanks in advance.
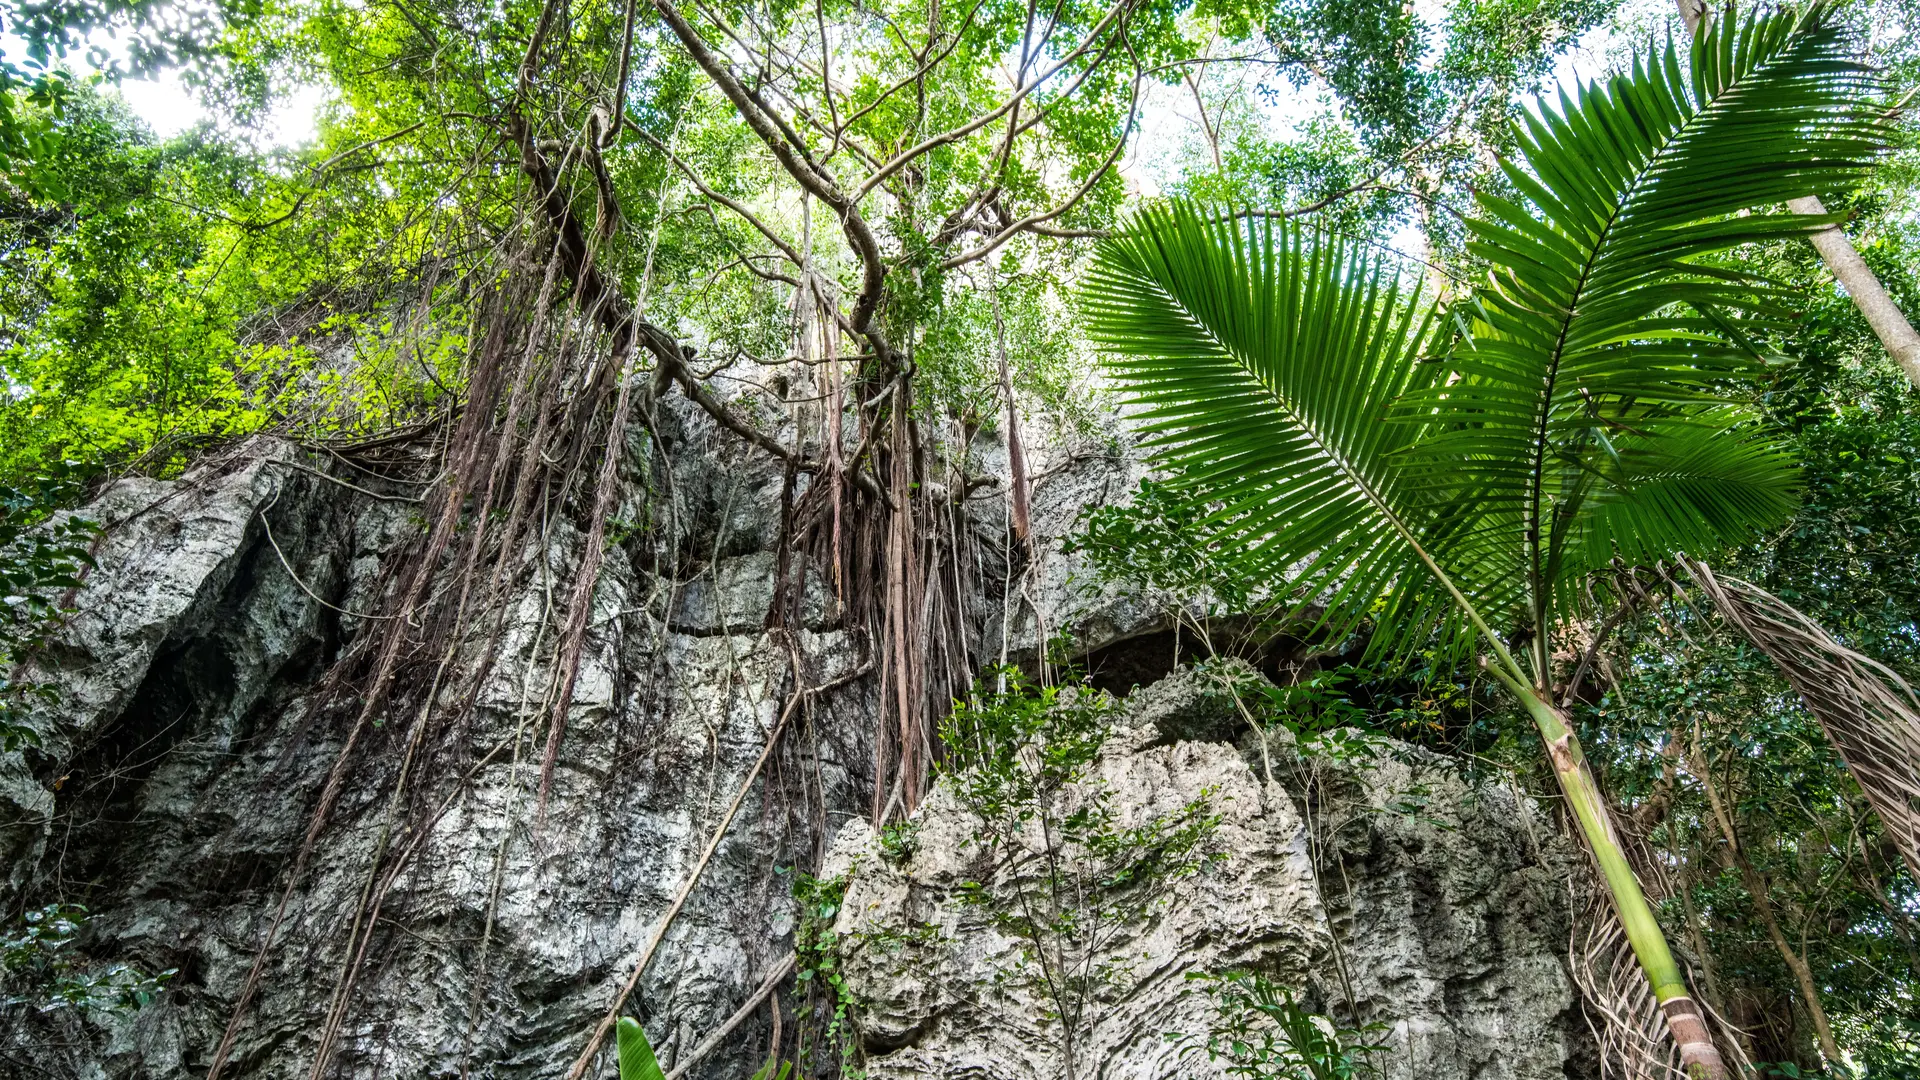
[830,667,1593,1080]
[0,418,1597,1079]
[0,422,865,1080]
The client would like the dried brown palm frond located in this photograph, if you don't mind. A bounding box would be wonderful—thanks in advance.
[1565,785,1754,1080]
[1678,557,1920,881]
[1571,888,1687,1080]
[1569,888,1753,1080]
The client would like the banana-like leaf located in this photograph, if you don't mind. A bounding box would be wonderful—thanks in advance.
[616,1017,665,1080]
[750,1059,795,1080]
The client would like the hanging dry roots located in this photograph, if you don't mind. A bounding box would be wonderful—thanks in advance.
[1569,889,1752,1080]
[1680,557,1920,882]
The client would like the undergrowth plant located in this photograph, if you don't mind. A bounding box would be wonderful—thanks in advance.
[612,1011,796,1080]
[614,1016,664,1080]
[0,903,172,1013]
[0,466,97,751]
[940,668,1222,1080]
[788,869,862,1079]
[1182,970,1388,1080]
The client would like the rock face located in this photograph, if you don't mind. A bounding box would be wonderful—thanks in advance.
[829,668,1593,1080]
[0,423,863,1080]
[0,418,1597,1078]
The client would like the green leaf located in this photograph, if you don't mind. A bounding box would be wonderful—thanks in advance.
[1084,4,1889,674]
[615,1016,665,1080]
[1083,201,1469,663]
[1406,1,1883,626]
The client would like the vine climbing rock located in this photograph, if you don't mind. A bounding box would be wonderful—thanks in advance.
[827,666,1598,1080]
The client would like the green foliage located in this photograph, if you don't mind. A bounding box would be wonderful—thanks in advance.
[874,819,919,866]
[788,869,862,1079]
[1084,204,1466,662]
[1582,590,1920,1069]
[0,464,97,749]
[1067,476,1270,622]
[1084,13,1908,1067]
[941,667,1115,807]
[1422,2,1885,618]
[940,669,1221,1066]
[1181,970,1388,1080]
[614,1016,665,1080]
[1,903,173,1012]
[1085,3,1889,671]
[1759,360,1920,675]
[0,83,472,477]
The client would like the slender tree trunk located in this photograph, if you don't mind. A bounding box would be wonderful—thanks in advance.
[1689,744,1847,1066]
[1789,194,1920,386]
[1676,0,1920,388]
[1493,673,1731,1079]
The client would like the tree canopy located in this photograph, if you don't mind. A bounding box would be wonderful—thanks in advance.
[0,0,1917,1072]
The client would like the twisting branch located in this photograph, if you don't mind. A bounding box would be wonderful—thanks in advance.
[628,123,809,269]
[941,52,1143,269]
[832,0,988,135]
[655,0,891,337]
[855,0,1137,201]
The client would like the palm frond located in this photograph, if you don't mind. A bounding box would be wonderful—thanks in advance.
[1083,203,1459,654]
[1556,408,1800,573]
[1682,558,1920,881]
[1405,2,1884,624]
[616,1017,666,1080]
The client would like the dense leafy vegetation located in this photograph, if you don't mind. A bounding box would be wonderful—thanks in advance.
[0,0,1916,1073]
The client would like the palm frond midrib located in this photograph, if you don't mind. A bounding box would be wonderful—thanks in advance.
[1120,255,1428,553]
[1509,29,1823,614]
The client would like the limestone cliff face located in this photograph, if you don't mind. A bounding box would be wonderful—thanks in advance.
[0,414,1596,1078]
[829,670,1592,1080]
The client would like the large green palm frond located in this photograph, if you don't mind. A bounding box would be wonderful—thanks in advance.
[1406,2,1883,624]
[1082,203,1462,657]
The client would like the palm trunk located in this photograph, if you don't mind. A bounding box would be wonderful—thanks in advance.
[1676,0,1920,388]
[1490,670,1731,1079]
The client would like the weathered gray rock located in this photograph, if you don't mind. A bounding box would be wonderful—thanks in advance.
[0,406,1595,1080]
[0,422,851,1080]
[829,668,1592,1080]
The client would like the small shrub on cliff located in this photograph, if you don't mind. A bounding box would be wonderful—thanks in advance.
[788,868,864,1079]
[1182,970,1387,1080]
[940,668,1222,1080]
[0,903,172,1013]
[0,465,98,750]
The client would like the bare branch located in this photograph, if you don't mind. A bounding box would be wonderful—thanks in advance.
[941,61,1141,269]
[629,122,808,268]
[656,0,891,336]
[853,0,1136,201]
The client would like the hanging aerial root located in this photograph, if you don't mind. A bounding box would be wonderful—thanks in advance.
[562,656,870,1080]
[1680,556,1920,881]
[206,271,532,1080]
[537,339,643,814]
